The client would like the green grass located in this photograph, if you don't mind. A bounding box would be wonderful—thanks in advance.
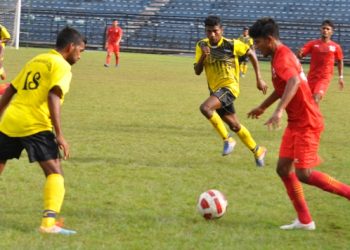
[1,47,350,249]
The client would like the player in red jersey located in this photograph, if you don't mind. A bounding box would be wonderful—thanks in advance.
[297,20,344,103]
[248,17,350,230]
[104,20,123,67]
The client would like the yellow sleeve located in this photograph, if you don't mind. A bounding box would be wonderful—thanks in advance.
[194,41,204,64]
[50,65,72,97]
[1,26,11,40]
[233,39,249,57]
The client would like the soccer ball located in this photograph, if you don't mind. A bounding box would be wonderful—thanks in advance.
[197,189,228,219]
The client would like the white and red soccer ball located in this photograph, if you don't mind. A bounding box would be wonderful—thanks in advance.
[197,189,228,219]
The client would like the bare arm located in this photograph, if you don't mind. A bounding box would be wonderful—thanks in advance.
[48,86,70,160]
[265,75,300,129]
[247,48,268,94]
[248,90,280,119]
[0,84,16,116]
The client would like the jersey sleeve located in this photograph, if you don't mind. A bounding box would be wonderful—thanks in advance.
[301,40,314,56]
[233,39,249,57]
[335,43,344,60]
[194,40,205,64]
[1,26,11,40]
[275,50,300,82]
[49,61,72,97]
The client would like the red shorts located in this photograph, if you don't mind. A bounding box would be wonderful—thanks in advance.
[279,127,322,168]
[107,43,120,53]
[308,80,330,97]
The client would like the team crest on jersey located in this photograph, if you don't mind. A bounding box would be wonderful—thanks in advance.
[329,45,336,52]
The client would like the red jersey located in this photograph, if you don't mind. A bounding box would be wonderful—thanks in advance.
[107,26,123,43]
[302,39,343,88]
[272,44,323,130]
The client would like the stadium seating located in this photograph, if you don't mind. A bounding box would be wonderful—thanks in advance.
[18,0,350,60]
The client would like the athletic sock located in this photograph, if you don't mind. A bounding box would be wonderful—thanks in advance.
[209,111,229,140]
[236,124,257,151]
[307,170,350,199]
[281,172,312,224]
[41,174,65,228]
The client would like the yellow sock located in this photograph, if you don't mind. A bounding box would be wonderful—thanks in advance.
[209,112,229,140]
[236,124,257,151]
[243,64,248,74]
[41,174,65,228]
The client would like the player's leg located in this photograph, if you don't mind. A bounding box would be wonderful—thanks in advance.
[295,130,350,199]
[278,128,315,230]
[0,161,6,175]
[104,44,112,67]
[22,131,76,235]
[277,158,315,230]
[114,45,120,66]
[199,93,234,155]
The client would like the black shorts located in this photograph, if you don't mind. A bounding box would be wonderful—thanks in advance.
[0,131,60,163]
[238,55,249,63]
[211,88,236,116]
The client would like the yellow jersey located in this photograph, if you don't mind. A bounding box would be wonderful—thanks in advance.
[195,37,249,97]
[0,50,72,137]
[238,35,253,48]
[0,24,11,47]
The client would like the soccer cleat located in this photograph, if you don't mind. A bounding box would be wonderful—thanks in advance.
[280,219,316,230]
[222,137,236,156]
[104,64,109,67]
[254,146,267,167]
[39,225,77,235]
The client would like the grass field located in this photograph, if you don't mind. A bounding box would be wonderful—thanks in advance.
[0,47,350,250]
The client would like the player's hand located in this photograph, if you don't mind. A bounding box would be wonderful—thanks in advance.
[264,109,283,130]
[257,78,268,94]
[339,78,345,90]
[201,45,210,57]
[56,134,70,160]
[247,106,265,119]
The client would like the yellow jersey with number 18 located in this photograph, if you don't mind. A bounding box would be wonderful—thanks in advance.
[0,49,72,137]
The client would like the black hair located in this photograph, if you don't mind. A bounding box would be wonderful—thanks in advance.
[322,19,334,29]
[55,26,86,50]
[249,17,279,39]
[204,15,222,27]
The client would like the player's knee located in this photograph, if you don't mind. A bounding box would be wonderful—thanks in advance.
[295,169,311,183]
[199,103,211,117]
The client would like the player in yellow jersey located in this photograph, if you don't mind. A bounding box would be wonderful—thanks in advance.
[194,16,268,166]
[237,26,254,77]
[0,27,86,235]
[0,24,11,80]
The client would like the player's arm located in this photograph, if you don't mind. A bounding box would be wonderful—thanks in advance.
[248,90,279,119]
[194,43,209,75]
[266,75,300,130]
[337,59,344,90]
[48,86,70,160]
[116,28,123,45]
[0,84,16,115]
[246,48,268,94]
[104,29,109,49]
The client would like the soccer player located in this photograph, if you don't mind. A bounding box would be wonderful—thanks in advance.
[237,26,254,77]
[248,17,350,230]
[297,20,344,103]
[0,23,11,80]
[194,15,268,167]
[0,26,86,235]
[104,19,123,67]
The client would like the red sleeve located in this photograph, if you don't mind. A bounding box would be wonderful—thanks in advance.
[301,40,314,57]
[274,49,300,82]
[335,43,343,60]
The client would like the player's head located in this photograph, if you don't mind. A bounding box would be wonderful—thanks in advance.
[321,19,334,39]
[204,15,223,45]
[243,26,249,36]
[112,20,119,26]
[56,26,86,65]
[249,18,280,57]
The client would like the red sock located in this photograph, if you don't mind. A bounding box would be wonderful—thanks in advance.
[281,172,312,224]
[307,171,350,199]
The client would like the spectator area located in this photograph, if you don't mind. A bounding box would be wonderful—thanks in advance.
[11,0,350,59]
